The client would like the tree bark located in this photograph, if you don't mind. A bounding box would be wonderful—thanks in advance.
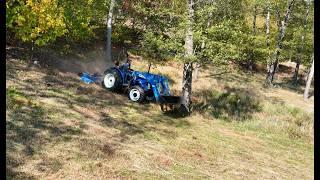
[266,5,271,73]
[106,0,116,62]
[181,0,194,114]
[292,0,310,85]
[182,63,193,114]
[292,61,300,84]
[266,0,295,85]
[249,4,257,72]
[253,5,257,35]
[304,55,314,101]
[184,0,194,58]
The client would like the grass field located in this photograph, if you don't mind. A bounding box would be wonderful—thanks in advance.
[6,45,314,179]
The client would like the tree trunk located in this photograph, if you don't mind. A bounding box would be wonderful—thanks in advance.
[184,0,193,57]
[304,55,314,101]
[31,40,34,62]
[27,41,35,69]
[292,61,300,84]
[266,0,295,85]
[181,0,194,114]
[253,5,257,35]
[266,6,271,73]
[292,0,310,85]
[106,0,116,62]
[182,63,193,114]
[249,4,257,72]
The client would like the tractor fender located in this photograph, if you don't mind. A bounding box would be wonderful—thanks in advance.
[104,67,125,83]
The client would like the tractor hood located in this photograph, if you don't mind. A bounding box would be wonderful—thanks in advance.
[132,72,166,82]
[131,71,171,96]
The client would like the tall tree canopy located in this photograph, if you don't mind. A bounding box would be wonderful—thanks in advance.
[6,0,314,109]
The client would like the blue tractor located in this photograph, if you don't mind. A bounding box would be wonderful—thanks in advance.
[102,61,187,113]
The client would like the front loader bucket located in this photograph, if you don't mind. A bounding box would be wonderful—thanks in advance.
[159,95,181,104]
[159,96,190,116]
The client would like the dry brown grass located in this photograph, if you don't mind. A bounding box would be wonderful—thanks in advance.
[6,51,313,179]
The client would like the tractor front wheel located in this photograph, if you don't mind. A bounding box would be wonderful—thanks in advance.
[128,86,145,103]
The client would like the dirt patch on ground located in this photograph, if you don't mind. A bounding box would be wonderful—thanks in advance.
[7,41,128,75]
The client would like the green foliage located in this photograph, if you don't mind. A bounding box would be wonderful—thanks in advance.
[6,0,314,68]
[281,0,314,65]
[140,31,184,60]
[193,0,253,65]
[6,0,67,46]
[6,0,109,46]
[112,25,142,46]
[59,0,108,42]
[119,0,187,62]
[200,20,245,64]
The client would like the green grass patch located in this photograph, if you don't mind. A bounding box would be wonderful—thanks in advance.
[194,88,262,121]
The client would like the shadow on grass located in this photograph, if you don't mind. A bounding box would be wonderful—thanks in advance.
[6,57,192,178]
[6,97,83,179]
[273,77,307,95]
[210,70,254,85]
[100,112,144,140]
[193,86,262,121]
[99,107,190,141]
[6,167,36,180]
[200,70,232,79]
[159,104,196,119]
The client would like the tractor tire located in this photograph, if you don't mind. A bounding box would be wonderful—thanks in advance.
[102,68,122,91]
[128,86,145,103]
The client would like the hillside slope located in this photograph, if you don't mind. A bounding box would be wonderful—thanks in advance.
[6,45,314,179]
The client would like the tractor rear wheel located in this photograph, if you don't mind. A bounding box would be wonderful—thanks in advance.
[128,86,145,103]
[102,69,122,91]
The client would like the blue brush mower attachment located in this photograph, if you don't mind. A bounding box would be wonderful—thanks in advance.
[79,72,102,84]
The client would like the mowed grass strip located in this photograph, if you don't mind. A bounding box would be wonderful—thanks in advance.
[6,57,313,179]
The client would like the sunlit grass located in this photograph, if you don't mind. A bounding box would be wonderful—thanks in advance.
[6,55,313,179]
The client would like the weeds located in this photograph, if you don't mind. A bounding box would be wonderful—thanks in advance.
[6,52,313,179]
[194,87,261,121]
